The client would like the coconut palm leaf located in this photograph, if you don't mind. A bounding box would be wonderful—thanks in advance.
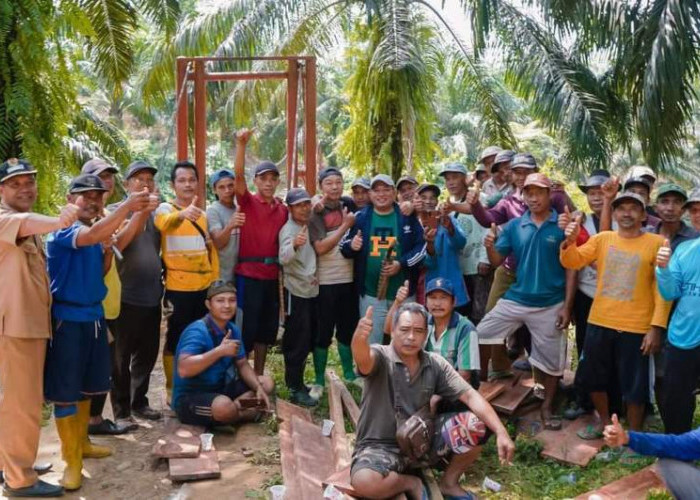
[136,0,180,36]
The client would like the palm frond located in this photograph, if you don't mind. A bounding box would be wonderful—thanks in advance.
[370,0,421,72]
[68,107,132,167]
[136,0,180,36]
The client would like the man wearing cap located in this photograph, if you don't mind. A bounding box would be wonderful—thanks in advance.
[477,146,502,173]
[341,174,426,344]
[155,160,217,402]
[561,191,672,441]
[623,176,660,223]
[481,149,514,206]
[685,188,700,232]
[308,168,358,396]
[173,281,274,427]
[478,173,575,430]
[232,129,288,375]
[278,188,319,406]
[351,177,371,210]
[474,164,490,185]
[207,169,245,282]
[108,161,163,425]
[0,158,78,497]
[396,175,418,203]
[45,173,151,490]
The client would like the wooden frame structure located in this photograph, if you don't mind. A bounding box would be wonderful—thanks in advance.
[175,56,318,203]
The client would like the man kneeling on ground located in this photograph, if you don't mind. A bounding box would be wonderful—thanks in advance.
[351,302,514,499]
[173,281,274,427]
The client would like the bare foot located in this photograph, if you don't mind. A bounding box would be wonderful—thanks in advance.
[407,476,425,500]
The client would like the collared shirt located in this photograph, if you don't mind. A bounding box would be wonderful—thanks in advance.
[426,312,480,371]
[355,344,471,450]
[0,205,51,338]
[235,190,288,280]
[495,209,566,307]
[279,217,319,298]
[645,221,699,251]
[308,200,354,285]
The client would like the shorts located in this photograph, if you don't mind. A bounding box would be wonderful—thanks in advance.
[575,324,649,405]
[44,318,111,403]
[175,378,252,427]
[236,275,280,351]
[477,299,567,376]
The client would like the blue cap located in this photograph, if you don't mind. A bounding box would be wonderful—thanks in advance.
[492,150,516,171]
[511,153,537,169]
[370,174,395,189]
[319,167,343,183]
[439,163,468,177]
[0,158,37,183]
[426,278,454,297]
[351,177,371,190]
[285,187,312,205]
[210,169,235,188]
[69,173,108,194]
[254,161,279,177]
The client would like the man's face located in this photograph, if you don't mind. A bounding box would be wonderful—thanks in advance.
[523,185,550,215]
[320,175,343,202]
[290,201,311,224]
[475,171,490,184]
[626,184,650,204]
[214,177,235,204]
[172,167,198,201]
[586,186,605,215]
[126,171,155,194]
[0,174,37,212]
[398,182,416,202]
[688,203,700,231]
[511,167,531,190]
[482,155,496,172]
[655,193,685,224]
[69,190,105,221]
[614,201,645,229]
[426,291,454,321]
[419,190,438,211]
[443,172,466,197]
[98,171,115,197]
[206,292,237,322]
[391,311,427,358]
[492,163,511,184]
[352,186,369,208]
[253,172,280,199]
[370,183,395,210]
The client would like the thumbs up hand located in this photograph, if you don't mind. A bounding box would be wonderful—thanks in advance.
[484,223,498,249]
[394,280,410,305]
[355,306,374,343]
[656,239,672,268]
[351,230,363,251]
[180,195,204,222]
[565,212,583,244]
[466,180,481,206]
[603,414,628,448]
[558,205,572,230]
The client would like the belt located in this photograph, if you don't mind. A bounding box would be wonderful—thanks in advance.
[54,299,101,308]
[238,256,279,265]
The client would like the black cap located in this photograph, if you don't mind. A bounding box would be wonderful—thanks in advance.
[623,176,652,192]
[254,161,279,177]
[416,183,440,197]
[0,158,37,183]
[81,158,118,176]
[578,170,612,193]
[511,153,538,169]
[69,174,108,194]
[126,160,157,180]
[318,167,343,183]
[492,150,515,172]
[285,187,312,205]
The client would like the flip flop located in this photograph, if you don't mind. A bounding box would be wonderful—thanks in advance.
[577,424,603,440]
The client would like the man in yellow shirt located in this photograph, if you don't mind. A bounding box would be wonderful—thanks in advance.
[560,191,672,440]
[155,161,216,400]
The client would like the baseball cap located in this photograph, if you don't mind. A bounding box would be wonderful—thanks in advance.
[417,183,440,197]
[478,146,502,163]
[439,163,468,177]
[0,158,37,183]
[397,175,418,190]
[207,279,237,299]
[655,183,687,202]
[612,191,646,210]
[628,165,656,183]
[68,174,108,194]
[285,187,312,205]
[254,161,279,177]
[511,153,537,169]
[523,173,552,189]
[475,164,488,174]
[125,160,157,180]
[578,170,611,193]
[351,177,371,190]
[318,167,343,183]
[426,278,454,297]
[81,158,118,176]
[492,150,515,171]
[623,176,652,192]
[370,174,395,189]
[684,188,700,208]
[209,169,235,188]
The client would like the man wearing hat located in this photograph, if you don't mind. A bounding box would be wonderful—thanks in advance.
[561,191,672,441]
[172,280,274,427]
[624,176,660,222]
[0,158,79,497]
[278,188,319,406]
[351,177,371,210]
[108,161,163,425]
[45,173,151,490]
[481,150,514,205]
[207,168,245,282]
[474,164,490,185]
[396,175,418,203]
[341,174,426,344]
[685,188,700,232]
[477,146,502,173]
[231,129,288,375]
[308,168,358,397]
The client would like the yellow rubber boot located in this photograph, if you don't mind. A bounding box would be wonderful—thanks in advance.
[76,400,112,458]
[162,353,174,405]
[55,414,83,490]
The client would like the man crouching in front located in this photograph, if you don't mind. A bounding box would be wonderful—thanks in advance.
[351,303,515,499]
[172,281,274,426]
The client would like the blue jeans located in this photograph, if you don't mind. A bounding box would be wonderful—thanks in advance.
[657,459,700,499]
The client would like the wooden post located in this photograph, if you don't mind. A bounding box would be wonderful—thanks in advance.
[176,57,189,162]
[193,59,207,208]
[303,58,317,194]
[286,60,299,190]
[325,370,352,471]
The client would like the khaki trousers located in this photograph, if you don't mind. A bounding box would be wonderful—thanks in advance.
[0,336,46,488]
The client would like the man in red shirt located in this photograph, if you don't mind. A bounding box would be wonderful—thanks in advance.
[233,129,288,375]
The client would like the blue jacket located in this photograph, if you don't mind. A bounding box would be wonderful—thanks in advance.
[340,204,426,297]
[628,427,700,461]
[425,216,468,307]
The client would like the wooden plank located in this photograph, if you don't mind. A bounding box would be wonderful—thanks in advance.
[278,400,312,500]
[278,399,312,424]
[323,467,358,498]
[325,370,352,471]
[169,448,220,482]
[536,415,605,467]
[490,374,533,415]
[151,420,204,458]
[574,465,665,499]
[338,384,361,428]
[292,416,334,500]
[477,380,507,402]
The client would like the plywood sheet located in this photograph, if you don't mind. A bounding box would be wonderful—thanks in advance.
[292,416,334,500]
[152,420,203,458]
[278,400,312,500]
[574,465,665,499]
[169,450,220,481]
[536,415,605,467]
[478,380,507,402]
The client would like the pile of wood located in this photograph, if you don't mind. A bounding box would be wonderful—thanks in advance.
[151,418,221,482]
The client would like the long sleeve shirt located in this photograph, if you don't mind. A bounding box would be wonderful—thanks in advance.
[628,427,700,461]
[279,217,318,298]
[424,216,468,307]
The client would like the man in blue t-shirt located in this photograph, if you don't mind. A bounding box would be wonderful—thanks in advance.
[476,173,576,431]
[45,173,151,491]
[173,281,274,427]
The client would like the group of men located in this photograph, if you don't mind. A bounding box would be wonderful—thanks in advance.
[2,132,700,498]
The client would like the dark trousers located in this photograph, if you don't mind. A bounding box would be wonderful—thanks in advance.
[110,303,162,419]
[165,289,207,354]
[282,292,317,391]
[317,283,358,347]
[460,273,493,325]
[661,343,700,434]
[657,459,700,499]
[90,319,117,418]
